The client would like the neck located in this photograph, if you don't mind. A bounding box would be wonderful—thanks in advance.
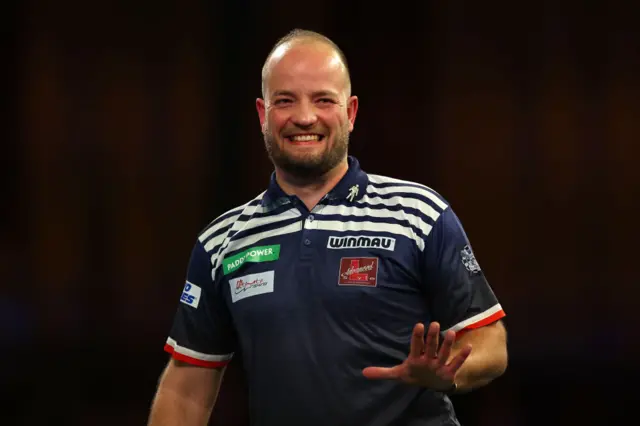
[275,158,349,211]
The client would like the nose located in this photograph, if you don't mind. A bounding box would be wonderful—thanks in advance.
[291,100,318,128]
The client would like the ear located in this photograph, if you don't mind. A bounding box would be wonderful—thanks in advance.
[256,98,267,134]
[346,96,359,132]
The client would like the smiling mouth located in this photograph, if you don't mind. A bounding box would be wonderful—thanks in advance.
[286,134,325,142]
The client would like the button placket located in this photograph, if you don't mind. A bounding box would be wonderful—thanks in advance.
[304,214,318,230]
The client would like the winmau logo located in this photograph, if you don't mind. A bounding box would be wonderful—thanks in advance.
[327,235,396,251]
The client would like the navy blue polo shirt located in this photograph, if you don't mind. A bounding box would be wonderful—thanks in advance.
[164,156,505,426]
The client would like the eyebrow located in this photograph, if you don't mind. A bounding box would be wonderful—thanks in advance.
[272,90,339,98]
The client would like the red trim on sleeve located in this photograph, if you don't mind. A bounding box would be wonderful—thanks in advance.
[164,343,230,368]
[456,309,506,337]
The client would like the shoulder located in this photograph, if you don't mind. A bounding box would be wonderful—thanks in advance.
[365,172,450,214]
[196,190,267,247]
[360,173,455,252]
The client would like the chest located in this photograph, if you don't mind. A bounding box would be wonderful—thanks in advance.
[219,227,427,331]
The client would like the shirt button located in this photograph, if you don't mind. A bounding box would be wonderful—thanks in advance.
[304,239,311,246]
[308,215,314,222]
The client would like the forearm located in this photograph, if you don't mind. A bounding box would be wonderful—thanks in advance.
[147,359,224,426]
[148,387,213,426]
[449,322,508,393]
[450,346,506,393]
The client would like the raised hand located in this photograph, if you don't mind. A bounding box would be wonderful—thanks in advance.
[362,322,472,391]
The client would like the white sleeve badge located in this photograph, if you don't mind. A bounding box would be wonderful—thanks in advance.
[461,245,481,274]
[180,281,202,308]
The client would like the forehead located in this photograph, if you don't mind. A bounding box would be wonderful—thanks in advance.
[265,42,347,95]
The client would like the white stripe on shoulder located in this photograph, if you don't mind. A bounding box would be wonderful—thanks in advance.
[166,337,234,362]
[313,220,425,251]
[367,174,448,210]
[204,207,300,253]
[212,221,302,276]
[316,204,435,239]
[200,210,244,244]
[198,191,266,243]
[360,190,442,222]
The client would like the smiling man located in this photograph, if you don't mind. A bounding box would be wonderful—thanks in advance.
[257,35,357,206]
[148,29,508,426]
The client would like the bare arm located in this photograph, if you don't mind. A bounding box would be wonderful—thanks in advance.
[448,320,508,393]
[148,358,226,426]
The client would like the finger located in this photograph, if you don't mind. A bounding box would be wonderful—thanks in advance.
[424,322,440,359]
[362,365,403,380]
[437,330,456,366]
[445,344,472,375]
[409,323,425,359]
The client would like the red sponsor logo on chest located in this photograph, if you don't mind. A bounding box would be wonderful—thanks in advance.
[338,257,379,286]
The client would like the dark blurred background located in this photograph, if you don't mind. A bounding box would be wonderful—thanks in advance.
[3,0,639,425]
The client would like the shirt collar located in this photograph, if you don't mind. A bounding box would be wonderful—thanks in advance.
[262,156,369,208]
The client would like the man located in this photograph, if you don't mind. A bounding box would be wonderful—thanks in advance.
[148,29,508,426]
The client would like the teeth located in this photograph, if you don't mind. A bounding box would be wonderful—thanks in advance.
[290,134,320,141]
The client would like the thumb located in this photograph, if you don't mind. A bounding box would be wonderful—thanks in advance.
[362,365,403,380]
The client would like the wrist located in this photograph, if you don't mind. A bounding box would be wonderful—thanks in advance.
[445,381,458,395]
[438,381,457,395]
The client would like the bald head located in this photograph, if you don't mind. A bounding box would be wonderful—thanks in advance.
[261,29,351,99]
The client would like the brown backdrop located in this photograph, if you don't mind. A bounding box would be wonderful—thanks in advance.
[4,0,639,425]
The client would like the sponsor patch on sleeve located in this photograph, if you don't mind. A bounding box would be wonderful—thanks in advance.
[460,245,481,275]
[180,281,202,308]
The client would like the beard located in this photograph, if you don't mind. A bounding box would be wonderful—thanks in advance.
[263,126,349,181]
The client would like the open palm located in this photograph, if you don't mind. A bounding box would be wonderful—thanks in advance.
[362,322,472,391]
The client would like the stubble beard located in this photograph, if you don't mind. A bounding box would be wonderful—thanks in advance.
[263,127,349,181]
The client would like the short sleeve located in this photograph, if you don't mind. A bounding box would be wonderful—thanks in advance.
[164,240,237,367]
[422,207,506,334]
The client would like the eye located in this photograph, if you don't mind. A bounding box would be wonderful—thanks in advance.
[274,98,292,105]
[318,98,335,104]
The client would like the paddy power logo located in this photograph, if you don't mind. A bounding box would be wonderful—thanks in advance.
[223,245,280,275]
